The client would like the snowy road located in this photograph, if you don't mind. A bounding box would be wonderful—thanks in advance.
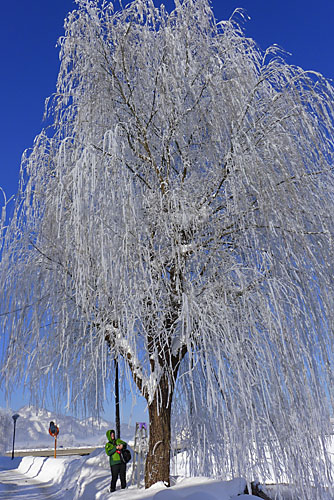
[0,468,62,499]
[0,468,70,499]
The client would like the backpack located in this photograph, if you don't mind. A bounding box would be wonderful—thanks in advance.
[121,448,131,463]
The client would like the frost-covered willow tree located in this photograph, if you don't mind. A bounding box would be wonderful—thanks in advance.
[1,0,334,494]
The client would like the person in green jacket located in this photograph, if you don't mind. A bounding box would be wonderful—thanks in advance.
[105,429,128,492]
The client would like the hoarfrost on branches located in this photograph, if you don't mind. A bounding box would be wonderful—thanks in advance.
[0,409,11,455]
[1,0,334,495]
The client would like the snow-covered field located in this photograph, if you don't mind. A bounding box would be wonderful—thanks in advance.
[0,405,264,499]
[0,452,259,500]
[0,405,333,499]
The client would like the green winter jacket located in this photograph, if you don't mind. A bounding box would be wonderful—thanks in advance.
[105,431,127,466]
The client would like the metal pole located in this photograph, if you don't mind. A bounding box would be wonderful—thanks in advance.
[49,421,59,457]
[115,357,120,439]
[11,414,20,460]
[11,420,16,460]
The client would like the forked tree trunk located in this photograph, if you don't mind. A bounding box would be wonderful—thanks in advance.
[144,374,173,488]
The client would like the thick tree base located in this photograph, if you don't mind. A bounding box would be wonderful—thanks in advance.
[144,380,172,488]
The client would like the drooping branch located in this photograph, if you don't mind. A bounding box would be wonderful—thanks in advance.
[1,0,334,496]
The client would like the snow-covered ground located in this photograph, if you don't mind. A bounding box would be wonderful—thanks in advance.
[0,405,333,499]
[0,452,264,500]
[0,405,267,499]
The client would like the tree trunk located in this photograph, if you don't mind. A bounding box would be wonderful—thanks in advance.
[144,375,173,488]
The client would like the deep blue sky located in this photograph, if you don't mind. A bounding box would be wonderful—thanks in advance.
[0,0,333,420]
[1,0,333,201]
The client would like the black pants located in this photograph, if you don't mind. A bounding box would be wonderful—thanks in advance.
[110,462,126,491]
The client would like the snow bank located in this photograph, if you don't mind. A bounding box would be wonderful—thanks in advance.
[155,477,248,499]
[1,450,249,500]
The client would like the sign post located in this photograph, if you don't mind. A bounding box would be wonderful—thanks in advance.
[11,414,20,460]
[48,421,59,458]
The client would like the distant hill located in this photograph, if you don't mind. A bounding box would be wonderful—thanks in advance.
[1,406,136,452]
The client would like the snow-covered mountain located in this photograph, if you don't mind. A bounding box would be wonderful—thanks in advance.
[1,406,136,452]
